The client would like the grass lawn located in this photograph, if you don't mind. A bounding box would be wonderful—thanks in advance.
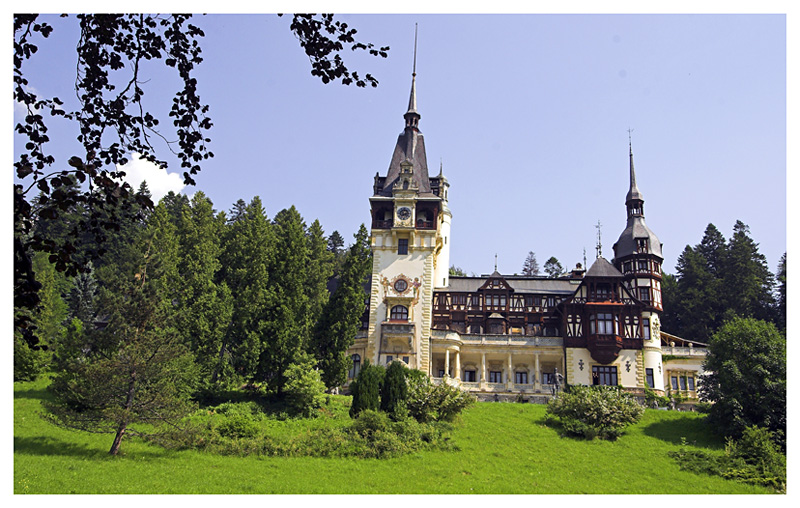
[14,377,773,494]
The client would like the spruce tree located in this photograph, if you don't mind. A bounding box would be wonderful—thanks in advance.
[522,251,540,276]
[219,196,275,383]
[305,219,334,337]
[722,220,775,323]
[312,224,371,389]
[173,192,233,393]
[259,206,310,393]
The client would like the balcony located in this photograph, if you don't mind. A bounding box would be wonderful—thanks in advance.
[372,219,393,230]
[416,220,435,230]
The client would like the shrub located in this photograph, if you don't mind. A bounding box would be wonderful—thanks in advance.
[13,337,49,382]
[545,385,644,440]
[215,414,259,439]
[380,361,408,418]
[405,370,475,423]
[349,360,384,417]
[283,354,327,417]
[643,386,670,408]
[669,426,786,492]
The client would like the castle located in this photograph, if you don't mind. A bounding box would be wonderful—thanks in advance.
[346,60,707,402]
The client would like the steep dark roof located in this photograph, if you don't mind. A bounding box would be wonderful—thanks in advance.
[376,128,434,196]
[613,216,663,259]
[585,257,624,278]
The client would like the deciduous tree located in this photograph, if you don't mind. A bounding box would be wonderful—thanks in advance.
[699,317,786,446]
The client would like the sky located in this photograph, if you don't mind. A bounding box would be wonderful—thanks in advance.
[11,8,790,278]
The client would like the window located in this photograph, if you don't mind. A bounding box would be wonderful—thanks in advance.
[671,376,678,390]
[637,260,649,272]
[463,370,476,382]
[642,318,651,340]
[469,324,482,334]
[398,238,408,255]
[386,355,393,365]
[394,279,408,293]
[489,371,503,383]
[590,313,617,335]
[390,305,408,321]
[646,368,654,388]
[402,356,409,365]
[438,369,445,377]
[470,295,481,309]
[594,283,612,300]
[452,294,466,306]
[515,371,528,384]
[679,376,687,390]
[638,287,651,302]
[688,376,695,391]
[592,366,618,386]
[349,354,361,379]
[542,372,554,384]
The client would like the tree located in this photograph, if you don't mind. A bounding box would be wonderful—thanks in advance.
[305,219,335,334]
[327,230,345,256]
[44,252,197,455]
[672,245,719,342]
[218,197,275,384]
[699,317,786,445]
[449,265,467,277]
[380,360,408,418]
[312,225,371,389]
[521,251,540,276]
[543,257,563,278]
[283,352,327,417]
[349,360,384,418]
[775,253,786,330]
[14,13,387,348]
[173,192,233,392]
[721,221,775,324]
[259,206,311,393]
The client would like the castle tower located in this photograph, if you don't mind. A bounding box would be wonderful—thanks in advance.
[612,140,665,392]
[365,34,451,374]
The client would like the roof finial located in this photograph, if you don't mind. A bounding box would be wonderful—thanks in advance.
[404,24,420,128]
[595,220,603,259]
[413,23,418,77]
[494,253,498,272]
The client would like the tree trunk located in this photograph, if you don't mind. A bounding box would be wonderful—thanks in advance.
[109,423,127,455]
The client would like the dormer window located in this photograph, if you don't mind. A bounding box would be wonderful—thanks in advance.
[636,238,649,253]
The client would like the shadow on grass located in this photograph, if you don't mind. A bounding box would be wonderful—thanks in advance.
[14,386,53,402]
[14,434,175,460]
[641,415,725,449]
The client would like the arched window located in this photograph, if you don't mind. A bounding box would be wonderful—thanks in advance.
[390,305,409,321]
[349,354,361,379]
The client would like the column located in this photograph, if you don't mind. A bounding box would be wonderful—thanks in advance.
[444,349,450,378]
[480,352,487,388]
[455,350,461,381]
[534,353,541,391]
[507,353,513,390]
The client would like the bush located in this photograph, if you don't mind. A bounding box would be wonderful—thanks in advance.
[545,385,644,440]
[14,337,49,382]
[643,386,670,408]
[283,354,327,417]
[349,360,384,417]
[405,370,475,423]
[215,414,259,439]
[669,426,786,491]
[380,361,408,418]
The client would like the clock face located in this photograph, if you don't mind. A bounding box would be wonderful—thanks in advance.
[397,207,412,220]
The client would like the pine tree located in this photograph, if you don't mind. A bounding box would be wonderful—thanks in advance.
[44,255,197,455]
[522,251,540,276]
[673,245,718,342]
[776,253,786,330]
[544,257,563,278]
[311,224,371,389]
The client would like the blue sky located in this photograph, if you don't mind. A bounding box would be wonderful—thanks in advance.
[12,10,789,277]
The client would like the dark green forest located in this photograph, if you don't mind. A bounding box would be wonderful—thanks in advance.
[15,180,372,398]
[660,221,785,344]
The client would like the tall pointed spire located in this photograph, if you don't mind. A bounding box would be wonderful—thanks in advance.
[625,129,644,215]
[404,24,420,130]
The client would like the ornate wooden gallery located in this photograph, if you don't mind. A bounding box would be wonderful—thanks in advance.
[346,54,707,402]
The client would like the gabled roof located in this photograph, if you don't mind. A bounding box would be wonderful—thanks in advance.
[585,257,624,278]
[441,276,577,295]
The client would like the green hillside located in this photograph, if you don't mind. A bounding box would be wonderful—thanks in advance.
[14,377,771,494]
